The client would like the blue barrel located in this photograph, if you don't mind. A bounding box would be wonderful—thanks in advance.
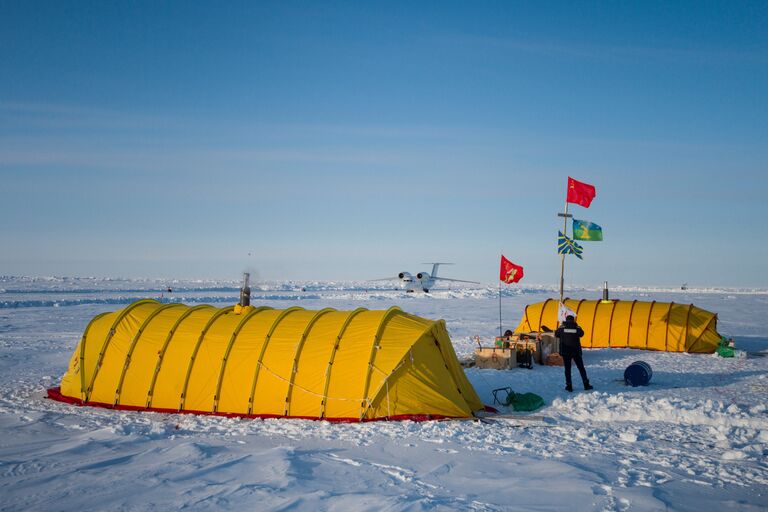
[624,361,653,387]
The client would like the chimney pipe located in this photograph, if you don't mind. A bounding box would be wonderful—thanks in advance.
[602,281,609,302]
[239,272,251,307]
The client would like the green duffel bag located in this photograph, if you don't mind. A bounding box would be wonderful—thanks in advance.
[716,336,734,358]
[508,391,545,412]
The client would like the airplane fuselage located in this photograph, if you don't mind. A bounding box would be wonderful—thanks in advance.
[397,271,434,292]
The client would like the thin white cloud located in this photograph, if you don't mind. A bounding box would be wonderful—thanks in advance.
[447,35,768,65]
[0,142,417,169]
[283,122,456,140]
[0,101,177,131]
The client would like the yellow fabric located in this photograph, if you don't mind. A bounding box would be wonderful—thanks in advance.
[59,300,483,420]
[514,298,721,353]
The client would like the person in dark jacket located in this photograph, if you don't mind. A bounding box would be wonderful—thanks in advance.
[555,315,593,392]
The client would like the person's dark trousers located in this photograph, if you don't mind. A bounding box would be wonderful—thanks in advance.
[563,353,589,387]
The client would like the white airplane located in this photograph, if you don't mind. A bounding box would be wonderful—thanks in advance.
[373,263,479,293]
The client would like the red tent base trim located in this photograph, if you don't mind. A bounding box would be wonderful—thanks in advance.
[47,387,489,423]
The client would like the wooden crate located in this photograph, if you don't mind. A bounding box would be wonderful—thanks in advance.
[536,333,560,364]
[474,347,517,370]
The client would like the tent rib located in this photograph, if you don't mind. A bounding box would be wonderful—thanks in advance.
[77,312,111,400]
[114,303,182,406]
[683,304,693,351]
[212,306,273,413]
[319,307,367,419]
[689,313,716,353]
[84,299,157,403]
[247,306,303,415]
[359,306,402,420]
[146,305,213,408]
[537,299,551,330]
[575,299,586,320]
[644,301,656,349]
[364,321,438,420]
[522,305,531,331]
[179,306,234,411]
[589,301,600,347]
[664,302,674,351]
[283,308,335,416]
[626,300,637,346]
[606,300,618,347]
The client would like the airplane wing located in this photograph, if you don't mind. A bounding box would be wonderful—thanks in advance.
[433,277,480,284]
[368,277,398,282]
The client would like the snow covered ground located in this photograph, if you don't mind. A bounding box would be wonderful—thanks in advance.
[0,277,766,511]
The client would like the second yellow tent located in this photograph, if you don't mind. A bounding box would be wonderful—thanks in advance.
[515,298,721,353]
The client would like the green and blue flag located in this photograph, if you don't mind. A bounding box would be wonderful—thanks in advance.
[558,232,584,259]
[572,219,603,241]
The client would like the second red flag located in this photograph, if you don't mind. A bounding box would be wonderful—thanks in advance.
[500,255,524,284]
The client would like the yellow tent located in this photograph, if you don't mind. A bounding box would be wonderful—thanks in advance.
[514,298,721,353]
[49,300,483,421]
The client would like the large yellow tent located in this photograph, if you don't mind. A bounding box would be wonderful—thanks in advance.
[48,300,484,421]
[514,298,721,353]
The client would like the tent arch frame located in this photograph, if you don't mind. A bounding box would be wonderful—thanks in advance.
[146,304,214,408]
[319,307,367,419]
[247,306,304,414]
[77,311,111,400]
[212,306,274,413]
[114,303,184,406]
[359,306,402,420]
[283,307,336,416]
[85,299,158,403]
[179,306,235,411]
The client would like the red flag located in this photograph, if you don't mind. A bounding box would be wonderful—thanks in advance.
[500,255,524,284]
[566,176,596,208]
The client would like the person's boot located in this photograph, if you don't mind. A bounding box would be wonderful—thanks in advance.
[565,384,573,392]
[584,380,593,391]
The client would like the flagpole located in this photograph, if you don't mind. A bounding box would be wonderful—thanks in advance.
[498,280,503,337]
[559,200,570,303]
[499,253,503,337]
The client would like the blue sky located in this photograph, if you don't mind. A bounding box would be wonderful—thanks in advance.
[1,1,766,286]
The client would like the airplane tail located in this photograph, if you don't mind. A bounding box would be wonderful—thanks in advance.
[422,262,453,278]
